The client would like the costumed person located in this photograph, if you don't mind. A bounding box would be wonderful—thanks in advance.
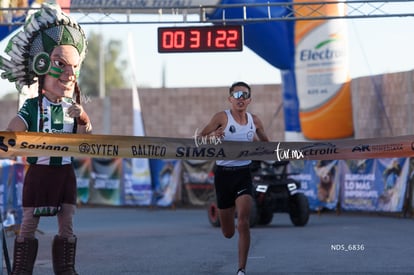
[199,81,270,275]
[0,3,91,274]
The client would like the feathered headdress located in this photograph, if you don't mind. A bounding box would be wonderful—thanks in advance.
[0,3,87,91]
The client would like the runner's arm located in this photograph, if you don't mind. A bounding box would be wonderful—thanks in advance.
[199,111,226,138]
[253,114,269,142]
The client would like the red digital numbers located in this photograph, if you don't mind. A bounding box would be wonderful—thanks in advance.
[158,25,243,53]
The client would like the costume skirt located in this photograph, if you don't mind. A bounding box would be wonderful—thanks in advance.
[23,164,77,216]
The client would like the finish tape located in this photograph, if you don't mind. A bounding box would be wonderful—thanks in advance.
[0,131,413,161]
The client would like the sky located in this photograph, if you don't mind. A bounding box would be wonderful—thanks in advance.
[0,12,413,97]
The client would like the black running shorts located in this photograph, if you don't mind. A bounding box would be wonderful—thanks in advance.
[214,165,253,209]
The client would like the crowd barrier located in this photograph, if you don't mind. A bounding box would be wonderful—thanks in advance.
[2,157,413,226]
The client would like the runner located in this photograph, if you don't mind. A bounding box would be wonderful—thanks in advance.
[199,81,270,275]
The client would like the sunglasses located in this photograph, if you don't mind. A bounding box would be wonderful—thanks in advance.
[231,90,250,99]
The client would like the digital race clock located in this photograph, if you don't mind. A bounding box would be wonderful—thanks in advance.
[158,25,243,53]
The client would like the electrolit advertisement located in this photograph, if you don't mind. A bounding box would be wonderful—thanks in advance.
[294,0,353,140]
[208,0,354,141]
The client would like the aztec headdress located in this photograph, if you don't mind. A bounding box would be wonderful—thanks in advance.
[0,3,87,91]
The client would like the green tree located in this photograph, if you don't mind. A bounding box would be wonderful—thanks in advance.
[79,32,127,97]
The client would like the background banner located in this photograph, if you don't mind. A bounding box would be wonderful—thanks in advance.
[341,158,409,212]
[88,158,122,205]
[123,158,153,206]
[2,158,412,213]
[150,159,181,207]
[73,157,92,204]
[290,159,340,210]
[0,159,24,225]
[289,158,410,212]
[180,160,215,206]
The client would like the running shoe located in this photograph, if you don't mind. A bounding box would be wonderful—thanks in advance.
[237,268,246,275]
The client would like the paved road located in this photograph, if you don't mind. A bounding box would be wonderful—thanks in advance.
[2,207,414,275]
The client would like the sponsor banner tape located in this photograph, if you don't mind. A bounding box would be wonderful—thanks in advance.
[0,132,413,161]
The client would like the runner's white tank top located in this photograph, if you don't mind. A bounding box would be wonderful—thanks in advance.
[216,109,256,167]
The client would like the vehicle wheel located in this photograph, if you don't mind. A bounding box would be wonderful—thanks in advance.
[289,193,310,226]
[257,208,273,225]
[207,201,220,227]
